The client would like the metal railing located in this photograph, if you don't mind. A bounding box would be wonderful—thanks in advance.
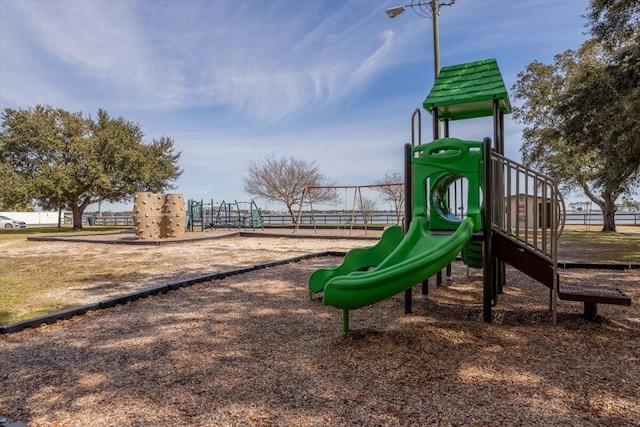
[64,209,639,229]
[491,151,565,262]
[63,216,135,226]
[490,151,565,324]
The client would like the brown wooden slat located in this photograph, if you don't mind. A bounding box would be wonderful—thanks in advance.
[559,284,631,306]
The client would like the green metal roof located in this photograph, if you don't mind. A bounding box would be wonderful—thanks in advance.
[423,58,512,121]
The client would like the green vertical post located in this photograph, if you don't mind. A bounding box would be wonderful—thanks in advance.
[342,310,349,334]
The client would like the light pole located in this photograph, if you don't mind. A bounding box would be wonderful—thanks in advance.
[386,0,455,138]
[386,0,454,79]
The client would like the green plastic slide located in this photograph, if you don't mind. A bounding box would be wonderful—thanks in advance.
[322,216,474,311]
[308,225,404,298]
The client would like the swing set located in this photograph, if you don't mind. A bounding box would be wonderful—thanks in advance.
[294,183,402,235]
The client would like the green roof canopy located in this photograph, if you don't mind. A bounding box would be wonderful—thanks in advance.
[423,58,511,121]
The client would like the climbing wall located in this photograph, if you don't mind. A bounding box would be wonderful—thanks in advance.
[134,192,164,240]
[163,193,186,238]
[134,192,186,240]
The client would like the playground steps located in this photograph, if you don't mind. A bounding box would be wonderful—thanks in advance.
[491,228,554,288]
[559,283,631,320]
[491,227,632,319]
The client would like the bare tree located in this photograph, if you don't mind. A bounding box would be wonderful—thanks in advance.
[243,154,335,223]
[373,171,404,224]
[358,196,377,225]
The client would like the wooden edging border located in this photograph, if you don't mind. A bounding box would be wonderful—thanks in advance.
[559,262,640,270]
[26,229,381,245]
[0,251,346,335]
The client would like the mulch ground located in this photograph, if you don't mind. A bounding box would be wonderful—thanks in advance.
[1,258,638,426]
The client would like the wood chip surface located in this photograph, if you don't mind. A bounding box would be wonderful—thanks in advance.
[1,233,639,426]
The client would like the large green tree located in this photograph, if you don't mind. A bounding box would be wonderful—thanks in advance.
[587,0,639,44]
[0,106,182,229]
[0,161,30,210]
[512,1,639,232]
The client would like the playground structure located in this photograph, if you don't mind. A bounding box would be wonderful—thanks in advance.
[186,199,264,232]
[294,183,404,235]
[309,58,631,332]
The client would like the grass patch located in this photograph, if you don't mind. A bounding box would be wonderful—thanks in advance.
[0,284,69,324]
[559,230,640,264]
[0,244,124,324]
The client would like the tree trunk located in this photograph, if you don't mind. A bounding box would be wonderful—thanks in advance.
[287,204,297,224]
[395,200,403,224]
[601,198,617,232]
[71,203,83,231]
[581,184,618,233]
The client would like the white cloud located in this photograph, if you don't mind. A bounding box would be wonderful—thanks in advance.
[1,0,405,122]
[348,29,396,92]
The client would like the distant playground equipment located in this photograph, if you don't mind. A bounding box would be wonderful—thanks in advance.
[294,183,403,236]
[310,58,631,332]
[186,199,263,231]
[213,200,240,229]
[186,199,204,232]
[133,192,185,240]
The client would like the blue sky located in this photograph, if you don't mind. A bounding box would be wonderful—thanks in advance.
[0,0,590,212]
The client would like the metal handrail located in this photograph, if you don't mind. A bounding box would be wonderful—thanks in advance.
[411,108,421,147]
[490,151,565,262]
[490,151,565,324]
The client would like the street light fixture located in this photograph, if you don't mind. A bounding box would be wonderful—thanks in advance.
[385,0,454,138]
[385,0,454,77]
[385,6,407,18]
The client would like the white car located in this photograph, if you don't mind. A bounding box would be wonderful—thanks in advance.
[0,215,27,229]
